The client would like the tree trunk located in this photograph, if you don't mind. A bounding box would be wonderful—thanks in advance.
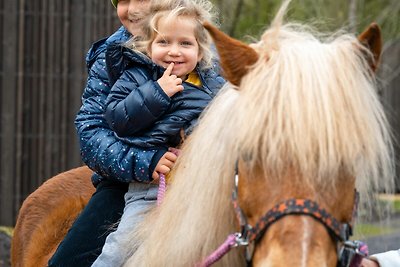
[228,0,245,36]
[348,0,357,32]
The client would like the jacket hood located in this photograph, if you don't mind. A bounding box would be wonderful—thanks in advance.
[86,26,131,68]
[107,44,166,86]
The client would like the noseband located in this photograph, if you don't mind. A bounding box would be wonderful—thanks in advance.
[230,165,368,267]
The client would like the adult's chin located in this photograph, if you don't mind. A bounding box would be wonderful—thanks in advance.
[124,23,143,37]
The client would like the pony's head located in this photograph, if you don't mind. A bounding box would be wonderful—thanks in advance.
[202,3,393,266]
[124,2,394,267]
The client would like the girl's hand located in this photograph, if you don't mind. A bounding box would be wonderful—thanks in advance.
[152,151,178,180]
[157,63,184,97]
[168,147,181,156]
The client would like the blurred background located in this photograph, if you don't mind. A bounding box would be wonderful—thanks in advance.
[0,0,399,228]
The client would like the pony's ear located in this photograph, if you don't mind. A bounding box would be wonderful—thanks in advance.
[357,22,382,72]
[203,22,259,87]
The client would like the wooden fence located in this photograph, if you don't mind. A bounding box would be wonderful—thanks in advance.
[0,0,119,226]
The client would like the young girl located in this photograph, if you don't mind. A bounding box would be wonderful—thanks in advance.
[91,0,224,266]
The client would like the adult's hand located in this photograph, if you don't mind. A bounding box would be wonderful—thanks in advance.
[360,258,380,267]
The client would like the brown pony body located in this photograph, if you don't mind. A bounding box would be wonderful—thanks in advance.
[11,166,93,267]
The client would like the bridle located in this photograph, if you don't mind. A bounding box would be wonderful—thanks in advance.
[236,169,370,266]
[198,164,368,267]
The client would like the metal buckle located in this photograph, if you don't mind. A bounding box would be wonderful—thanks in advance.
[234,232,249,247]
[337,240,367,267]
[233,232,255,264]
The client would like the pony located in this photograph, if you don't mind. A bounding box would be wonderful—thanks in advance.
[11,166,94,267]
[121,3,394,267]
[11,1,394,266]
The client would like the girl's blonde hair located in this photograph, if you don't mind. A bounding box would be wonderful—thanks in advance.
[128,0,217,69]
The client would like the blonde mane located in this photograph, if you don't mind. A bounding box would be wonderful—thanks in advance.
[243,23,394,194]
[123,13,394,267]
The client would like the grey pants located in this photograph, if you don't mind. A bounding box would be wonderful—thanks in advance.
[91,182,158,267]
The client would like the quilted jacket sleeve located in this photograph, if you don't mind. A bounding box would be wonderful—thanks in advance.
[75,32,161,183]
[104,67,171,137]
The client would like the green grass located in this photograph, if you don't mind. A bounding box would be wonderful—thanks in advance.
[353,223,395,239]
[377,194,400,211]
[0,226,13,237]
[352,197,400,240]
[393,199,400,212]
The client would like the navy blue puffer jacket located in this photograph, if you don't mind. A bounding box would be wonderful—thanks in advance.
[75,26,225,184]
[104,45,225,151]
[75,27,169,185]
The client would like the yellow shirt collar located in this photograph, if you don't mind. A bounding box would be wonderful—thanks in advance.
[185,71,202,87]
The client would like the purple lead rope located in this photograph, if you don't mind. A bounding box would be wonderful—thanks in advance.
[157,148,180,206]
[157,173,166,206]
[196,234,238,267]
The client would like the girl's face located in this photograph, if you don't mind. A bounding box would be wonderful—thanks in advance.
[117,0,151,36]
[149,16,203,79]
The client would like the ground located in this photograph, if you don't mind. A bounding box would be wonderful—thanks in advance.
[0,231,11,267]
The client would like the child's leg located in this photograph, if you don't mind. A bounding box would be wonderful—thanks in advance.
[91,182,158,267]
[48,180,128,267]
